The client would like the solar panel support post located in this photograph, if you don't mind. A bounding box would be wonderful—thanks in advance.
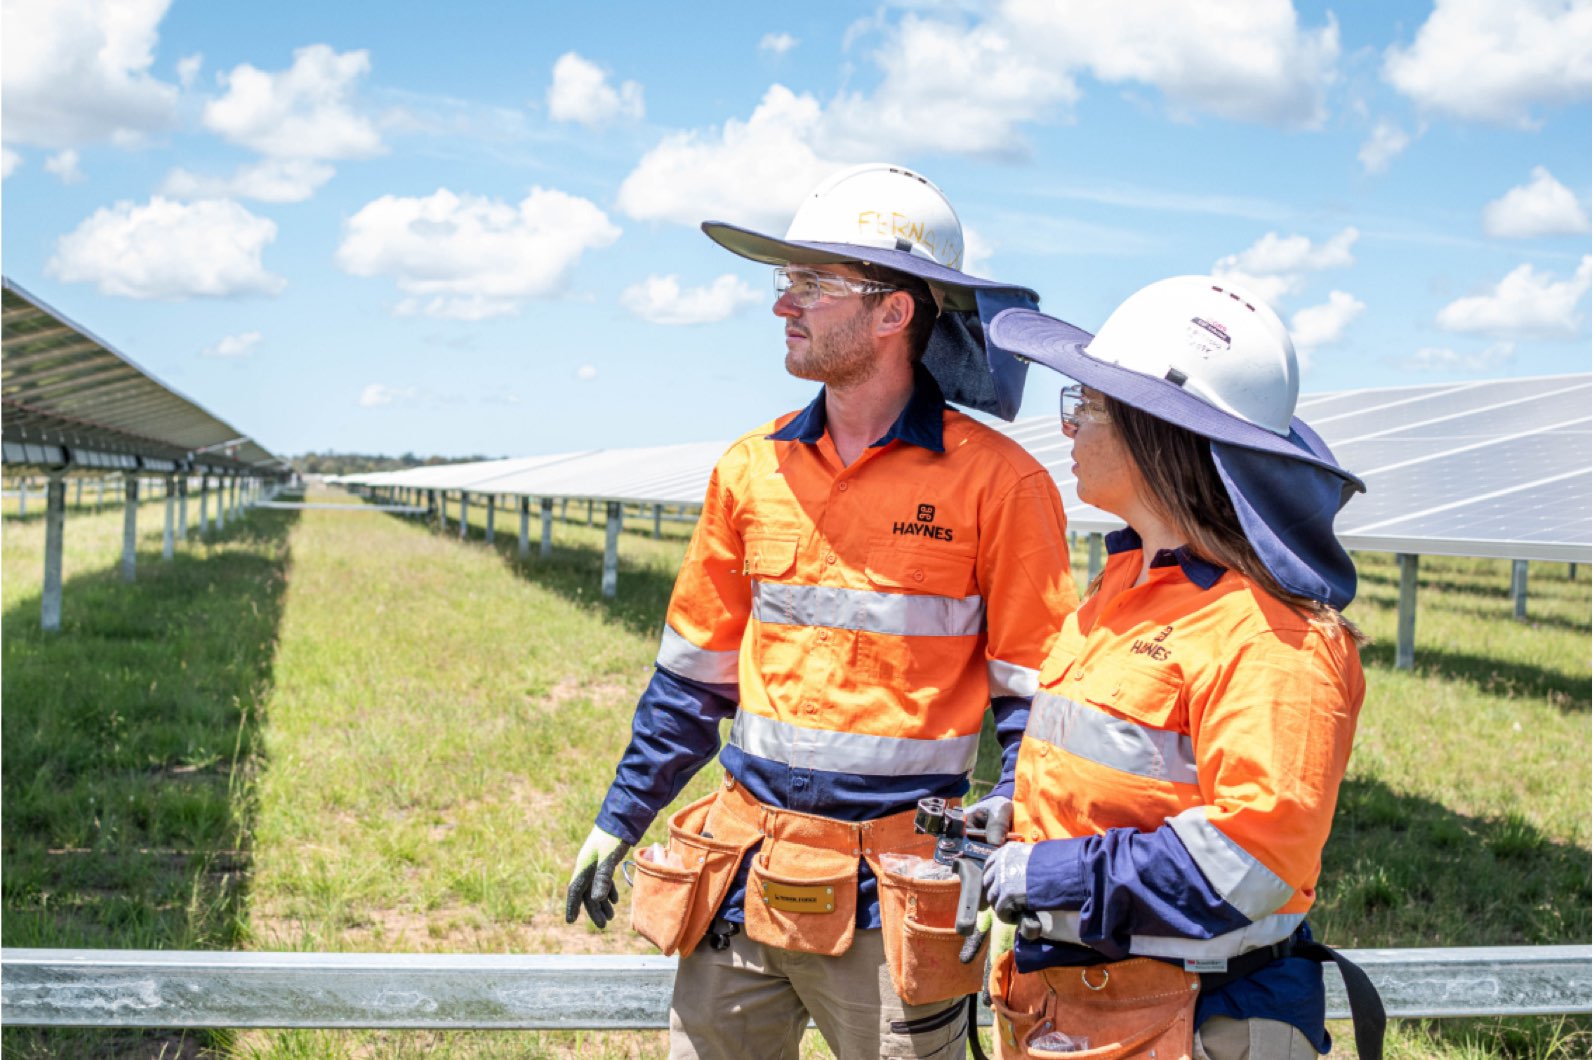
[518,498,530,560]
[96,476,105,511]
[177,477,189,542]
[198,476,210,536]
[540,498,553,559]
[654,503,662,540]
[459,492,470,541]
[121,474,139,583]
[561,497,568,522]
[1570,563,1578,581]
[42,475,66,633]
[602,502,622,598]
[1396,553,1419,670]
[1087,533,1105,583]
[587,498,595,527]
[17,478,28,517]
[162,475,176,560]
[439,491,449,532]
[1511,560,1529,620]
[485,495,496,545]
[73,477,83,508]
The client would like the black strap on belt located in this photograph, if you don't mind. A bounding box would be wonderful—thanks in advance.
[1199,938,1385,1060]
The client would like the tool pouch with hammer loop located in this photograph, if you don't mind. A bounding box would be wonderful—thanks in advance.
[988,949,1201,1059]
[628,786,761,958]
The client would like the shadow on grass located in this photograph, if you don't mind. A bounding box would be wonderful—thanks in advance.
[1319,773,1592,947]
[1360,639,1591,715]
[1,507,297,1058]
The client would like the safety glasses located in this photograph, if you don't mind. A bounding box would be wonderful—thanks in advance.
[1060,385,1111,431]
[774,267,899,309]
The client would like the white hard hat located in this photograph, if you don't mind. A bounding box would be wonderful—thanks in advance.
[783,164,965,270]
[1085,276,1299,435]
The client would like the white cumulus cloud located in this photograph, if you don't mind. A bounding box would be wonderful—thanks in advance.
[162,158,336,203]
[1357,120,1411,174]
[1213,228,1358,304]
[1483,167,1590,239]
[576,365,598,381]
[200,330,263,359]
[760,32,799,56]
[1289,291,1365,358]
[546,52,643,126]
[1,0,178,148]
[622,274,762,325]
[358,383,416,408]
[1435,256,1592,337]
[335,186,621,319]
[1000,0,1339,128]
[44,149,83,184]
[1383,0,1592,126]
[1403,341,1517,373]
[1,147,20,178]
[205,44,384,159]
[617,85,841,230]
[46,197,286,299]
[176,52,202,88]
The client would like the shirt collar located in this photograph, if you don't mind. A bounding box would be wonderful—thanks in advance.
[1103,527,1227,590]
[768,363,946,453]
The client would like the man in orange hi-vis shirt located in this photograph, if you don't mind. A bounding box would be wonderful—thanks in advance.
[564,164,1078,1058]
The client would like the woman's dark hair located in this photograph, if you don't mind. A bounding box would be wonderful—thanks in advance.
[853,262,940,360]
[1100,394,1365,643]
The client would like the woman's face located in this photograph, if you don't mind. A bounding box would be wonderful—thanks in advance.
[1064,388,1144,519]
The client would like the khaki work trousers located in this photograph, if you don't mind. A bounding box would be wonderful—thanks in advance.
[668,927,967,1060]
[1196,1016,1318,1059]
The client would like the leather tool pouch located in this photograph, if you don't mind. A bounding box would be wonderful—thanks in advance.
[989,949,1201,1059]
[629,790,759,958]
[742,825,860,957]
[872,854,988,1005]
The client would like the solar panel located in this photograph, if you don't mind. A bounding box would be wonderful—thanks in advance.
[341,375,1592,564]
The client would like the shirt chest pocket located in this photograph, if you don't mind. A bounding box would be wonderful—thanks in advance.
[744,534,799,580]
[864,546,978,599]
[1080,663,1187,734]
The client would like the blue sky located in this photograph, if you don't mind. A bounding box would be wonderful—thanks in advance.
[2,0,1589,459]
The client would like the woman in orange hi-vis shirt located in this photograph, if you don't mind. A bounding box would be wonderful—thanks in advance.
[972,277,1385,1059]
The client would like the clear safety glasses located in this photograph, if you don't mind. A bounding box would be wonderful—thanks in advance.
[774,267,899,309]
[1060,385,1111,431]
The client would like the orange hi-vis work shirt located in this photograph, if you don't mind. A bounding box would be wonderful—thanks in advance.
[1011,533,1364,963]
[654,384,1077,821]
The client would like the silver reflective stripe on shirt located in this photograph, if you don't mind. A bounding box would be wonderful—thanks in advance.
[730,709,980,778]
[1026,692,1199,785]
[988,658,1040,699]
[656,624,739,685]
[1033,908,1304,960]
[1167,806,1295,920]
[752,581,985,637]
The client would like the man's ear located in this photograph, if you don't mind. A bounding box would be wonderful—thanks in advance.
[873,290,914,339]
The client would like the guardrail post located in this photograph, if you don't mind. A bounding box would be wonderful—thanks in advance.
[1511,559,1529,620]
[42,476,66,632]
[1086,532,1105,583]
[602,501,622,597]
[121,474,139,582]
[1396,552,1419,670]
[163,475,176,559]
[518,498,530,559]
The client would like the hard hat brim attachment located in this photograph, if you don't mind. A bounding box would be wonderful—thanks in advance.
[987,306,1362,487]
[701,222,1037,314]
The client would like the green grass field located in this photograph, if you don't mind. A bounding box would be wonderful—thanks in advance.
[3,486,1588,1058]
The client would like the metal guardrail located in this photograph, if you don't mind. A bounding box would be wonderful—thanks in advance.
[3,946,1589,1029]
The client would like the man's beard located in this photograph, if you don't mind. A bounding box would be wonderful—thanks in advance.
[785,305,878,389]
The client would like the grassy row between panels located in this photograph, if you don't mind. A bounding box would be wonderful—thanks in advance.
[1,488,1588,1058]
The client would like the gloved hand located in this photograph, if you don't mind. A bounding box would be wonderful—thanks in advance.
[564,826,631,929]
[959,906,993,964]
[982,840,1031,924]
[964,793,1014,846]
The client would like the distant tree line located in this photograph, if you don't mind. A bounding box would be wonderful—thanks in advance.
[292,452,500,476]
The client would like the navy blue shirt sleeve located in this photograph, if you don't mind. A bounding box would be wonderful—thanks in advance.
[987,693,1030,799]
[594,666,737,844]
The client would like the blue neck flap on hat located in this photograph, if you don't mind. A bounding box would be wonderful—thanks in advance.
[1211,439,1362,610]
[920,288,1037,421]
